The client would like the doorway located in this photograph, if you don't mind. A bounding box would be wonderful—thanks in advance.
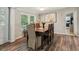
[65,13,74,34]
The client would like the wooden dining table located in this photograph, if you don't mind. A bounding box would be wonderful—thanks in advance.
[35,27,48,37]
[35,27,48,49]
[35,27,48,32]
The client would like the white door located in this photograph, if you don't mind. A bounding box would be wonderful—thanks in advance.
[0,7,9,45]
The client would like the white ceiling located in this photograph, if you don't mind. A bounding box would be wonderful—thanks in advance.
[15,7,65,14]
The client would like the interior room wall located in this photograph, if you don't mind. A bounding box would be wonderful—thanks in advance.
[10,8,16,42]
[54,7,78,35]
[15,9,23,39]
[77,8,79,35]
[40,7,78,35]
[40,8,66,34]
[0,7,9,45]
[10,7,79,43]
[54,10,65,34]
[15,8,37,40]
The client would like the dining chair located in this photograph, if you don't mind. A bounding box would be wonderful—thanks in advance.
[43,24,54,45]
[27,24,41,50]
[47,24,54,43]
[24,30,28,46]
[50,24,54,42]
[41,24,51,46]
[46,24,52,44]
[35,23,40,28]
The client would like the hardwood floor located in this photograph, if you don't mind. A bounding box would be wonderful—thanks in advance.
[0,38,28,51]
[48,34,79,51]
[0,34,79,51]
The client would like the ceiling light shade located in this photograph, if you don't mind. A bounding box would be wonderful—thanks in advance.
[39,8,45,11]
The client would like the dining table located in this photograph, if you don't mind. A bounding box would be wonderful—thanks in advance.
[35,27,48,49]
[35,27,48,37]
[35,27,48,32]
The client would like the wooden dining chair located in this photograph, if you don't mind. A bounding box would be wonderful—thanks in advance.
[43,24,54,45]
[50,24,54,42]
[41,24,51,46]
[47,24,52,44]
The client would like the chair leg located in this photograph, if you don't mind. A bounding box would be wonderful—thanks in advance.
[47,36,50,45]
[39,39,43,49]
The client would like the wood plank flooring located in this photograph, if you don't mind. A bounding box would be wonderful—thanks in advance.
[0,34,79,51]
[0,38,28,51]
[48,34,79,51]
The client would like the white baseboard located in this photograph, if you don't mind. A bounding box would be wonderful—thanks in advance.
[10,39,16,42]
[9,35,23,43]
[54,32,79,36]
[15,35,23,40]
[0,40,3,45]
[54,32,66,35]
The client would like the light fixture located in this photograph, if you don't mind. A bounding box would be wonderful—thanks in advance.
[39,8,45,11]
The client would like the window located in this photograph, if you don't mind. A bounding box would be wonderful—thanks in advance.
[45,13,56,23]
[21,15,28,30]
[30,16,34,24]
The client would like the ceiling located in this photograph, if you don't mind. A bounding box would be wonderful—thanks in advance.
[15,7,65,14]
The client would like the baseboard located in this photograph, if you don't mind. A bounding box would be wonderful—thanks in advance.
[54,32,78,36]
[0,40,4,45]
[54,32,66,35]
[16,35,24,40]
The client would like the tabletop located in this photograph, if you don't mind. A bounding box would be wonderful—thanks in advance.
[35,27,48,32]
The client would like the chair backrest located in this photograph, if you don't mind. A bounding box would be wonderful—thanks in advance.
[48,24,51,33]
[35,23,40,28]
[49,24,54,40]
[27,24,36,50]
[47,24,54,37]
[50,24,54,36]
[51,24,54,32]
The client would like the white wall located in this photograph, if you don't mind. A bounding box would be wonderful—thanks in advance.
[39,8,65,34]
[10,7,79,43]
[0,7,9,45]
[10,8,37,42]
[10,8,16,42]
[15,9,23,39]
[15,8,37,40]
[77,8,79,35]
[54,10,65,34]
[54,8,78,35]
[39,8,78,35]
